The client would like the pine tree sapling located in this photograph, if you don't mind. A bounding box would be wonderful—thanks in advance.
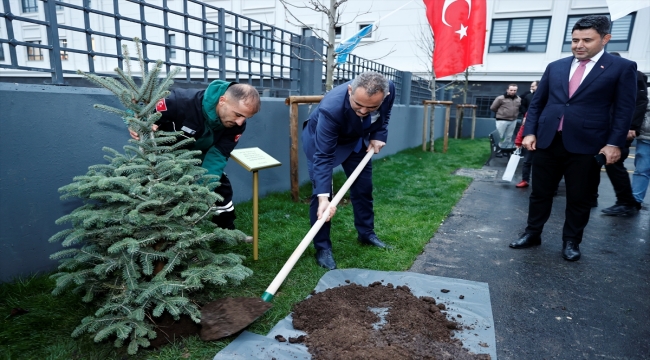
[48,38,253,355]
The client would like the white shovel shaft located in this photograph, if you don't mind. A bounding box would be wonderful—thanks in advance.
[264,150,375,296]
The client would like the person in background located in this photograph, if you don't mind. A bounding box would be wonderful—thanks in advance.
[519,80,539,116]
[597,52,648,216]
[632,103,650,206]
[514,113,533,188]
[490,84,521,147]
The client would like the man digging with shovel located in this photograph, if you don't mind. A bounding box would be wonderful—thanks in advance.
[302,71,396,270]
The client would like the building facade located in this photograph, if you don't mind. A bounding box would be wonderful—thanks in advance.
[1,0,648,112]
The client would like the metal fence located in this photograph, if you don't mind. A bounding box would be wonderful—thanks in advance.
[0,0,430,100]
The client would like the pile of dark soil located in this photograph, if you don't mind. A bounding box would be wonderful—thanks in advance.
[290,281,490,360]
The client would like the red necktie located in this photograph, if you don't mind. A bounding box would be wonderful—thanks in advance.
[558,59,590,131]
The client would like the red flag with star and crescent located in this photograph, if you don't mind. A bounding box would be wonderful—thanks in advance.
[423,0,486,79]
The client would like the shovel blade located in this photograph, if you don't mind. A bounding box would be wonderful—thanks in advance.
[200,297,273,341]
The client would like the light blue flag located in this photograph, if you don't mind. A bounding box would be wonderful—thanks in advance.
[335,24,373,65]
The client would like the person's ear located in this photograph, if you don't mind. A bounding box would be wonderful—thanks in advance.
[602,33,612,45]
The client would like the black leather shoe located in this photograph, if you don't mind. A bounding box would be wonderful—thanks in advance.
[358,234,392,249]
[601,204,638,216]
[562,241,581,261]
[509,233,541,249]
[315,249,336,270]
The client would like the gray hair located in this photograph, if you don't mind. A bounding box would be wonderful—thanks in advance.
[350,71,389,97]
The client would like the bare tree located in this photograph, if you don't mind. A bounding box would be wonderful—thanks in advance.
[413,17,436,100]
[279,0,392,92]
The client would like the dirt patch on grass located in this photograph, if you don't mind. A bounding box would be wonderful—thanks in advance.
[290,281,490,360]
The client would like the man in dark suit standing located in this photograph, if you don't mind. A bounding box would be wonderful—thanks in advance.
[509,15,637,261]
[302,71,395,270]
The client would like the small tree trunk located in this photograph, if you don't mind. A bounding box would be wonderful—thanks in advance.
[325,0,337,92]
[463,68,469,104]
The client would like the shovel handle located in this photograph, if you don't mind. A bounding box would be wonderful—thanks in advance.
[261,150,375,301]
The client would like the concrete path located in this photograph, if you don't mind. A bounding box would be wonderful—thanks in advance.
[410,149,650,359]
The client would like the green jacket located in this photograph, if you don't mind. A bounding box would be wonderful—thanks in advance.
[155,80,245,178]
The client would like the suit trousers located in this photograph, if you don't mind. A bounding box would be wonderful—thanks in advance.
[308,149,375,251]
[525,132,600,243]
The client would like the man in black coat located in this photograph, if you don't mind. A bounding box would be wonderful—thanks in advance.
[599,52,649,216]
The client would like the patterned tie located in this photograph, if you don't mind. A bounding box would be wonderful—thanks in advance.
[354,115,372,153]
[558,59,590,131]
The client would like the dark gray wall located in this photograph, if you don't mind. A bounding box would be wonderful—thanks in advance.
[0,83,494,282]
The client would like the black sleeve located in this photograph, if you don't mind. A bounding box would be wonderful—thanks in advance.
[631,72,649,131]
[214,122,246,158]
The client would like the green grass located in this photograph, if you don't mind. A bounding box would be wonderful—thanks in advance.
[0,139,489,360]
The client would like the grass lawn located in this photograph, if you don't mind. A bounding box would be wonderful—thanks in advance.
[0,139,489,360]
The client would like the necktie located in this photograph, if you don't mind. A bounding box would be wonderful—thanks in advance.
[558,59,590,131]
[354,115,372,153]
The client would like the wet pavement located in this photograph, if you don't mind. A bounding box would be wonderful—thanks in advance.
[410,148,650,359]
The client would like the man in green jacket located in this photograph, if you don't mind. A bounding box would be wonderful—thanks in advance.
[129,80,260,230]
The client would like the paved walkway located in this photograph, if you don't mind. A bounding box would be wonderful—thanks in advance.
[410,149,650,359]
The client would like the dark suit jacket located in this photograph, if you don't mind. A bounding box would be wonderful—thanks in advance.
[524,52,637,154]
[302,80,395,195]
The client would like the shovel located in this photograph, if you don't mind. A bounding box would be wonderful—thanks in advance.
[200,150,375,340]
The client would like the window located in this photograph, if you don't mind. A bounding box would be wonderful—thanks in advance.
[334,26,341,40]
[27,41,43,61]
[21,0,38,13]
[59,39,68,60]
[56,4,63,11]
[302,28,313,37]
[562,13,636,52]
[0,44,4,61]
[474,96,497,118]
[489,17,551,53]
[167,34,176,59]
[358,24,373,39]
[205,31,233,57]
[243,30,273,58]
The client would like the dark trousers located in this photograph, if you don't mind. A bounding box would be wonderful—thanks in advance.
[308,150,375,251]
[525,132,600,243]
[211,173,237,230]
[521,148,534,182]
[594,143,637,206]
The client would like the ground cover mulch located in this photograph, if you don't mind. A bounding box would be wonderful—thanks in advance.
[288,281,491,360]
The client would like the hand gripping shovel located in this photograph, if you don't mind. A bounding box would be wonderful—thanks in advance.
[199,150,375,341]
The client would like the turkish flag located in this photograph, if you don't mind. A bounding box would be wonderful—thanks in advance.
[423,0,486,79]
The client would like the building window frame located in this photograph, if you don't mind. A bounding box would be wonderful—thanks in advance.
[21,0,38,13]
[243,29,273,58]
[562,13,636,52]
[334,26,342,40]
[488,16,551,53]
[205,31,233,58]
[27,40,44,61]
[59,39,68,60]
[474,96,497,118]
[167,34,176,59]
[357,23,374,40]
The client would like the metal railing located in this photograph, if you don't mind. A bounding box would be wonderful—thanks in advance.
[410,74,433,104]
[0,0,431,100]
[0,0,300,95]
